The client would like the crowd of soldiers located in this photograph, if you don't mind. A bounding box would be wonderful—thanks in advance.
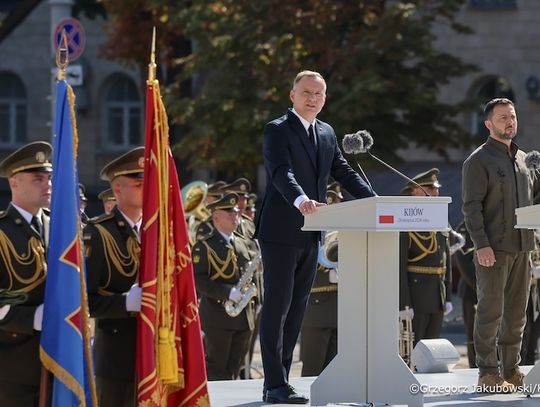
[2,139,540,405]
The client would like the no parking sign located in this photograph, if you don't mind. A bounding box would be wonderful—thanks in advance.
[53,17,86,61]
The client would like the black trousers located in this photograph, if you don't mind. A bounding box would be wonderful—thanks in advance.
[259,238,318,389]
[412,310,444,346]
[0,382,39,407]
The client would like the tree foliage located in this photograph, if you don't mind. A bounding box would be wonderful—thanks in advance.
[97,0,476,178]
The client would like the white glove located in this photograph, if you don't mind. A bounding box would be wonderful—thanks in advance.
[33,304,43,331]
[0,305,10,321]
[328,269,338,284]
[399,308,414,320]
[534,266,540,279]
[228,287,242,303]
[444,301,453,316]
[126,284,142,312]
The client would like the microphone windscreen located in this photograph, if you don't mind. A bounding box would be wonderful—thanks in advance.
[525,150,540,170]
[342,132,364,155]
[357,130,373,152]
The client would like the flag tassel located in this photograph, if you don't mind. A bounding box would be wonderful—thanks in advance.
[158,326,178,382]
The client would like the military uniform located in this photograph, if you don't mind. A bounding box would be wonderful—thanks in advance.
[0,142,52,407]
[84,147,143,407]
[399,169,452,345]
[300,264,337,376]
[192,193,256,380]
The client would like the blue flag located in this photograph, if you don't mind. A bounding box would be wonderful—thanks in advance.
[39,80,97,406]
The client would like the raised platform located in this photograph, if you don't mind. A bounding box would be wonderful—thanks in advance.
[208,366,540,406]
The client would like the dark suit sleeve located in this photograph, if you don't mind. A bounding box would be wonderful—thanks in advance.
[263,122,307,205]
[193,241,234,301]
[329,135,374,199]
[84,224,129,319]
[399,232,411,310]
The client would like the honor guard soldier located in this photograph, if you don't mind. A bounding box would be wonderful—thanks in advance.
[192,193,256,380]
[193,181,225,242]
[0,141,52,406]
[300,185,340,376]
[84,147,144,407]
[399,168,452,346]
[219,178,255,239]
[98,188,117,214]
[244,193,257,221]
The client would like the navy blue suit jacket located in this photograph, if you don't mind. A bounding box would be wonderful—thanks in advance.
[256,109,374,247]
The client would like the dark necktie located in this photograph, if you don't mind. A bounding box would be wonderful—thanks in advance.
[308,125,317,152]
[133,225,140,241]
[31,216,43,239]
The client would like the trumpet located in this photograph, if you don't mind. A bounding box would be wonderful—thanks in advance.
[399,306,415,368]
[318,231,338,269]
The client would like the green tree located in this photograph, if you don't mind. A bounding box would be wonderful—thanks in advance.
[98,0,476,178]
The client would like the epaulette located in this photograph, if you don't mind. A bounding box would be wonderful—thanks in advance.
[88,212,115,224]
[0,211,7,220]
[198,227,216,241]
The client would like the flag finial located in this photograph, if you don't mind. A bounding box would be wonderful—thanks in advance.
[148,27,156,82]
[56,29,69,80]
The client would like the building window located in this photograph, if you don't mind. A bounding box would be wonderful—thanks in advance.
[469,0,517,9]
[0,72,27,146]
[470,76,515,139]
[103,73,141,149]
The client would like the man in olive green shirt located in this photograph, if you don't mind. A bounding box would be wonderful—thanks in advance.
[462,98,540,392]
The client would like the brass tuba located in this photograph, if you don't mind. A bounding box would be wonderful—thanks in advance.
[399,306,415,368]
[181,181,211,244]
[318,231,338,269]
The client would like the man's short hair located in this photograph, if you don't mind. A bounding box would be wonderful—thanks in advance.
[484,98,514,120]
[292,70,325,90]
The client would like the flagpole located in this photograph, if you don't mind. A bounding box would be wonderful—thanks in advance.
[38,28,69,407]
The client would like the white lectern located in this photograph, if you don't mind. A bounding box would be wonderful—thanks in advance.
[303,196,451,407]
[515,204,540,394]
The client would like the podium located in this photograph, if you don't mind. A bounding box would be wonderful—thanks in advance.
[515,204,540,394]
[303,195,451,406]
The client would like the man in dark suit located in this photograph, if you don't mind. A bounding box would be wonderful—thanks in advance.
[256,70,374,404]
[0,141,52,406]
[84,147,144,407]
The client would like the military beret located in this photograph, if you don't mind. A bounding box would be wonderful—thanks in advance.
[0,141,53,177]
[100,147,144,182]
[402,168,441,194]
[207,181,226,197]
[98,188,116,202]
[219,178,251,196]
[207,192,239,212]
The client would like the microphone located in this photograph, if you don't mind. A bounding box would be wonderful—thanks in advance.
[525,150,540,171]
[344,130,430,196]
[342,132,374,193]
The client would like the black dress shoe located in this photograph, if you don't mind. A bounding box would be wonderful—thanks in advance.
[266,384,309,404]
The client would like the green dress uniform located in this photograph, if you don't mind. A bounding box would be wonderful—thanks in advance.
[0,205,49,406]
[399,230,452,345]
[192,228,256,380]
[84,207,140,406]
[0,141,52,407]
[300,264,337,376]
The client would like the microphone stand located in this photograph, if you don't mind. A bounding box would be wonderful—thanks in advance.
[366,151,430,196]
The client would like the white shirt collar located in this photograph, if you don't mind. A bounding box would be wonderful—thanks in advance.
[118,208,142,230]
[217,229,234,244]
[11,203,42,225]
[291,108,316,132]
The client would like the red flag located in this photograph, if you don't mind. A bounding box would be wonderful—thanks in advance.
[136,74,209,405]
